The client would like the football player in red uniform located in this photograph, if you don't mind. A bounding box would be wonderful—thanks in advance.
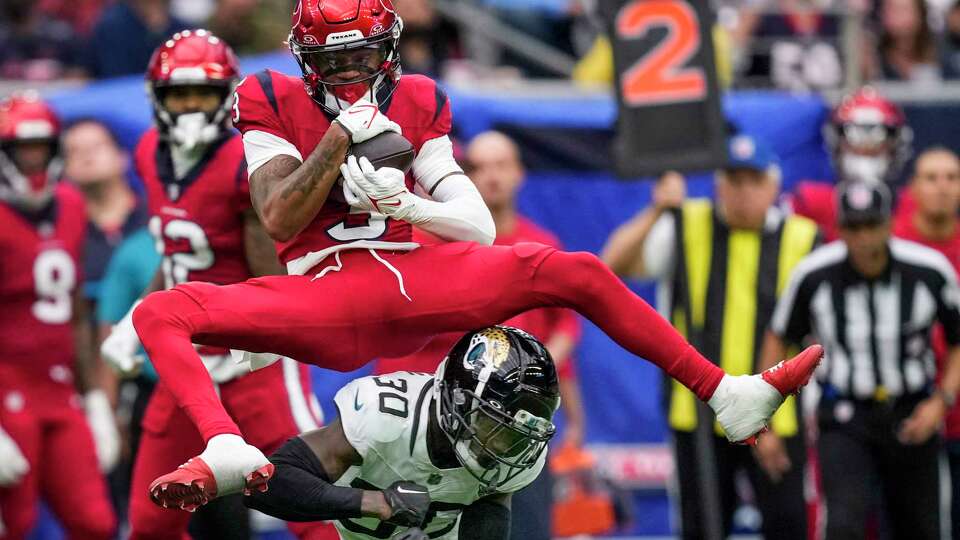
[134,0,825,512]
[0,95,116,539]
[787,87,913,241]
[97,31,335,539]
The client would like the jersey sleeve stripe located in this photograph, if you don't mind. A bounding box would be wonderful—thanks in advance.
[431,85,448,125]
[255,70,280,116]
[408,378,435,456]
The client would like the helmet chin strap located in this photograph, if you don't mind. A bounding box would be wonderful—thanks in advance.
[169,112,222,152]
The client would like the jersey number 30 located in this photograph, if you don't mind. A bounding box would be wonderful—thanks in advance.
[149,216,215,289]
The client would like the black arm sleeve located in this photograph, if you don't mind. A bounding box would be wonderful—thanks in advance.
[243,436,363,522]
[458,497,511,540]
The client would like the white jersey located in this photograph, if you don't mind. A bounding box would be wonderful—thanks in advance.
[331,372,545,540]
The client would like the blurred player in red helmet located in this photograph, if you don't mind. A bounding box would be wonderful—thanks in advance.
[134,0,825,514]
[98,30,336,539]
[0,94,117,539]
[788,86,913,240]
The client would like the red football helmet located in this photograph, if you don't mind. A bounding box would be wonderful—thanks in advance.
[0,93,62,207]
[289,0,403,114]
[146,29,240,149]
[825,86,912,185]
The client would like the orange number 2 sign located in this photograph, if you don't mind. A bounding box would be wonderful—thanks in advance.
[617,0,707,106]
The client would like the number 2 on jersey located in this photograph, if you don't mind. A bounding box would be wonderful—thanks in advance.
[32,249,76,324]
[616,0,707,106]
[149,216,215,288]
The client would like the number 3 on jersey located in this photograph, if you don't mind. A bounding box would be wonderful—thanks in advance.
[149,216,215,288]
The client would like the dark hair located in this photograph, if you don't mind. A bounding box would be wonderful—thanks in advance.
[63,117,122,149]
[880,0,936,63]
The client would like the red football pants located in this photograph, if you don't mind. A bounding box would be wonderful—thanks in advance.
[133,242,724,441]
[128,359,337,540]
[0,378,115,540]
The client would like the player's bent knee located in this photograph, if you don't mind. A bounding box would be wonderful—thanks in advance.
[132,290,198,340]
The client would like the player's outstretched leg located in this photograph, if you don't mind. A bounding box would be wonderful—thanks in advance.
[527,249,823,444]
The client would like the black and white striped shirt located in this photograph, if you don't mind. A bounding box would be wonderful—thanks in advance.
[771,238,960,399]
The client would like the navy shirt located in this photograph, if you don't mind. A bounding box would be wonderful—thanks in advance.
[85,2,187,78]
[83,200,148,302]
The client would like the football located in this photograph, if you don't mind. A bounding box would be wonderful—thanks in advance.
[347,131,416,174]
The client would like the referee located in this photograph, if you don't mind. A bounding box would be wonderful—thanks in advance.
[763,181,960,540]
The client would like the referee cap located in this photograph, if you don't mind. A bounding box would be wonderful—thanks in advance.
[837,181,892,227]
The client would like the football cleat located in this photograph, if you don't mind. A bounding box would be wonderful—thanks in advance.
[149,434,274,511]
[709,345,823,445]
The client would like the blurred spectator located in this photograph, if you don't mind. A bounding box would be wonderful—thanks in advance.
[208,0,290,55]
[38,0,108,36]
[891,147,960,540]
[737,0,845,91]
[764,181,959,540]
[62,119,148,306]
[0,0,88,81]
[602,135,818,540]
[940,0,960,76]
[393,0,460,77]
[375,131,586,540]
[86,0,187,78]
[869,0,943,82]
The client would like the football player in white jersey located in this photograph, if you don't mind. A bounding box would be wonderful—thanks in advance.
[244,326,560,540]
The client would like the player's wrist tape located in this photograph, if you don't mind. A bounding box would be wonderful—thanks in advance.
[242,436,363,521]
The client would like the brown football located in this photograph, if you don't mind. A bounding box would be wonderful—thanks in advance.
[347,131,416,174]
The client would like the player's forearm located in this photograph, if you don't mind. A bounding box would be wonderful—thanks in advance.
[243,209,286,277]
[600,206,663,277]
[253,127,350,242]
[72,292,98,393]
[404,175,495,244]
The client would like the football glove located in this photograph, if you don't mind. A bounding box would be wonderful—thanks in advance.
[85,390,120,473]
[101,300,145,376]
[333,99,401,144]
[382,481,431,528]
[0,422,28,486]
[392,528,429,540]
[340,155,417,220]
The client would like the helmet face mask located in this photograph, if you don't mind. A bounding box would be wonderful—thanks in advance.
[435,326,560,491]
[828,87,912,185]
[145,29,240,151]
[0,94,62,208]
[288,0,403,114]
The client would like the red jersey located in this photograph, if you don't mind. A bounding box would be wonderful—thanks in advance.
[0,183,86,376]
[233,70,453,271]
[893,209,960,439]
[135,128,253,288]
[374,216,582,378]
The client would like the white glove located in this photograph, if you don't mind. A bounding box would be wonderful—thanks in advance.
[0,423,28,486]
[84,390,120,473]
[340,156,418,220]
[333,99,401,144]
[101,300,145,377]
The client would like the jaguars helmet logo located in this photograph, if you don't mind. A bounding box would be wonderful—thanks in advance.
[463,328,511,371]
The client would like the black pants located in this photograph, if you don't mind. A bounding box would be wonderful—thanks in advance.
[673,429,807,540]
[509,464,553,540]
[818,397,941,540]
[948,439,960,540]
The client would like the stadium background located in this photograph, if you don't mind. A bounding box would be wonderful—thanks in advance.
[10,1,960,536]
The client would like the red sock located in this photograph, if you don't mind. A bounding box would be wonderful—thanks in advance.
[133,290,242,441]
[533,251,724,400]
